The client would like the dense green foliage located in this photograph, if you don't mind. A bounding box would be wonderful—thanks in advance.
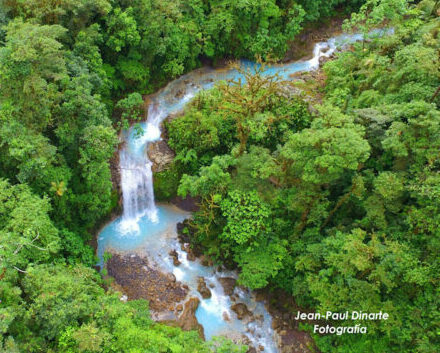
[164,1,440,352]
[2,0,438,352]
[0,0,366,351]
[2,261,240,352]
[2,0,362,96]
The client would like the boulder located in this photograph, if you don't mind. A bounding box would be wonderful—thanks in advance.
[176,222,189,243]
[177,297,205,339]
[200,255,213,267]
[171,196,200,212]
[218,277,236,296]
[197,277,212,299]
[223,312,231,322]
[187,251,196,261]
[181,243,196,261]
[169,249,181,266]
[231,303,252,321]
[175,89,185,99]
[147,140,175,172]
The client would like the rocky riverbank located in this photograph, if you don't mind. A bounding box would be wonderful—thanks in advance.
[284,16,345,62]
[175,222,317,353]
[107,253,188,316]
[100,21,347,350]
[102,215,318,353]
[106,252,206,338]
[255,289,317,353]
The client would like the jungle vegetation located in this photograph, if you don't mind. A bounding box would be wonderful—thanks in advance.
[163,1,440,352]
[0,0,438,352]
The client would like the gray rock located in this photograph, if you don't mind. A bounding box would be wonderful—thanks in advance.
[147,140,175,172]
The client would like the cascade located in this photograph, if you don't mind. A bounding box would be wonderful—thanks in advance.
[99,31,388,352]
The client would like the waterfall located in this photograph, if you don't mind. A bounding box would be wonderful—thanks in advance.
[117,32,358,234]
[99,30,390,351]
[119,104,165,232]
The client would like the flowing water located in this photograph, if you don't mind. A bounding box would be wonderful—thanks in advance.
[97,31,388,352]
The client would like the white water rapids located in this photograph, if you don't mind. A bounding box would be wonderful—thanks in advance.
[98,30,390,352]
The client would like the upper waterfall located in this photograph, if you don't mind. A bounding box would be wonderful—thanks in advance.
[117,31,378,234]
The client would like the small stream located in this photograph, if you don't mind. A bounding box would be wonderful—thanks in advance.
[97,31,386,352]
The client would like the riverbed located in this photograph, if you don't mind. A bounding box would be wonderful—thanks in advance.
[97,30,388,352]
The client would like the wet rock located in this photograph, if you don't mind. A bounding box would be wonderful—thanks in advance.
[197,277,212,299]
[177,219,203,260]
[147,140,175,172]
[231,303,252,321]
[223,312,231,322]
[169,249,181,266]
[320,45,330,54]
[271,319,281,330]
[106,253,188,314]
[319,54,334,65]
[256,288,316,353]
[175,89,185,99]
[255,314,264,323]
[218,277,236,296]
[187,251,196,261]
[177,297,205,339]
[181,243,197,261]
[200,255,213,267]
[109,148,122,204]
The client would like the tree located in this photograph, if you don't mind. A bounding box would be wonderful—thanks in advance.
[115,92,144,130]
[3,0,111,30]
[220,190,271,246]
[105,7,140,53]
[235,239,288,289]
[344,0,410,35]
[0,19,67,131]
[75,125,118,225]
[296,228,437,352]
[0,179,59,275]
[278,105,370,235]
[218,65,285,156]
